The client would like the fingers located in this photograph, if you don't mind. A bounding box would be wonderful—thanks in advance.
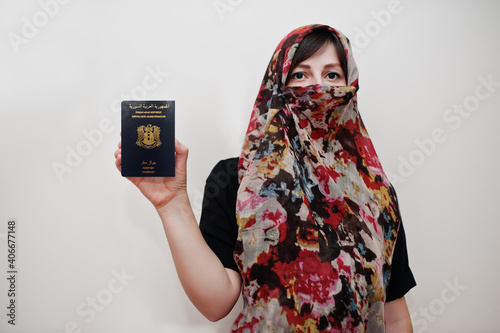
[114,139,121,161]
[115,138,184,176]
[115,155,122,172]
[114,143,122,172]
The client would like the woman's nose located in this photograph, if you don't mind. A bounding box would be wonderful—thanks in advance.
[311,74,323,85]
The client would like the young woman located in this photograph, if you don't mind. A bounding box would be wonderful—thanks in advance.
[115,24,416,332]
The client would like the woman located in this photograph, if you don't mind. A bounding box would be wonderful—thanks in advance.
[115,24,415,332]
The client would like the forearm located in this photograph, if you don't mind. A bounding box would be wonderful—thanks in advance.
[156,191,241,321]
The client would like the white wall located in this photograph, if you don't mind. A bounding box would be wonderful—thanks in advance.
[1,0,499,332]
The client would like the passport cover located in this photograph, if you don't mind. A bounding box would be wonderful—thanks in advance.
[121,100,175,177]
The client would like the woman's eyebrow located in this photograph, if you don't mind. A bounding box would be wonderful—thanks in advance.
[293,63,342,69]
[324,63,342,68]
[294,64,311,69]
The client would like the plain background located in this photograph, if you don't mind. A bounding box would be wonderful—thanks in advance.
[1,0,499,332]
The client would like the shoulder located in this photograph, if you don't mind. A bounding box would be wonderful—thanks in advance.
[204,157,239,198]
[209,157,239,177]
[202,157,239,213]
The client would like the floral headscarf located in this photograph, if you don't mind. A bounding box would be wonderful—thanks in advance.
[234,24,401,332]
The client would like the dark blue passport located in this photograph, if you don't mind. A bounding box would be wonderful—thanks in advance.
[121,100,175,177]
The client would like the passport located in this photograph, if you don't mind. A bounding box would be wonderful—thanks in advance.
[121,100,175,177]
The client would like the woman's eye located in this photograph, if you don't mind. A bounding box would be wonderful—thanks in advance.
[291,72,305,80]
[326,72,340,80]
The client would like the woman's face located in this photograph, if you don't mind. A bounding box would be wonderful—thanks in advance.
[286,43,347,87]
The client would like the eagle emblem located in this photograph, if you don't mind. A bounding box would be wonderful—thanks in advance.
[136,124,162,149]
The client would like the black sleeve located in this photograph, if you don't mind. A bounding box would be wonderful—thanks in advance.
[386,221,417,301]
[199,157,240,272]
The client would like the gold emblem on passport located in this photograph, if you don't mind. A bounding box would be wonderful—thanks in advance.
[136,124,162,149]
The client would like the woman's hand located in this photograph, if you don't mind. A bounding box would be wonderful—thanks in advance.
[114,139,189,210]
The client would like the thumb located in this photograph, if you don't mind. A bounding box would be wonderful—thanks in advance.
[174,139,189,175]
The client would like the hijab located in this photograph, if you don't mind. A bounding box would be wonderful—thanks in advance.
[234,24,402,332]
